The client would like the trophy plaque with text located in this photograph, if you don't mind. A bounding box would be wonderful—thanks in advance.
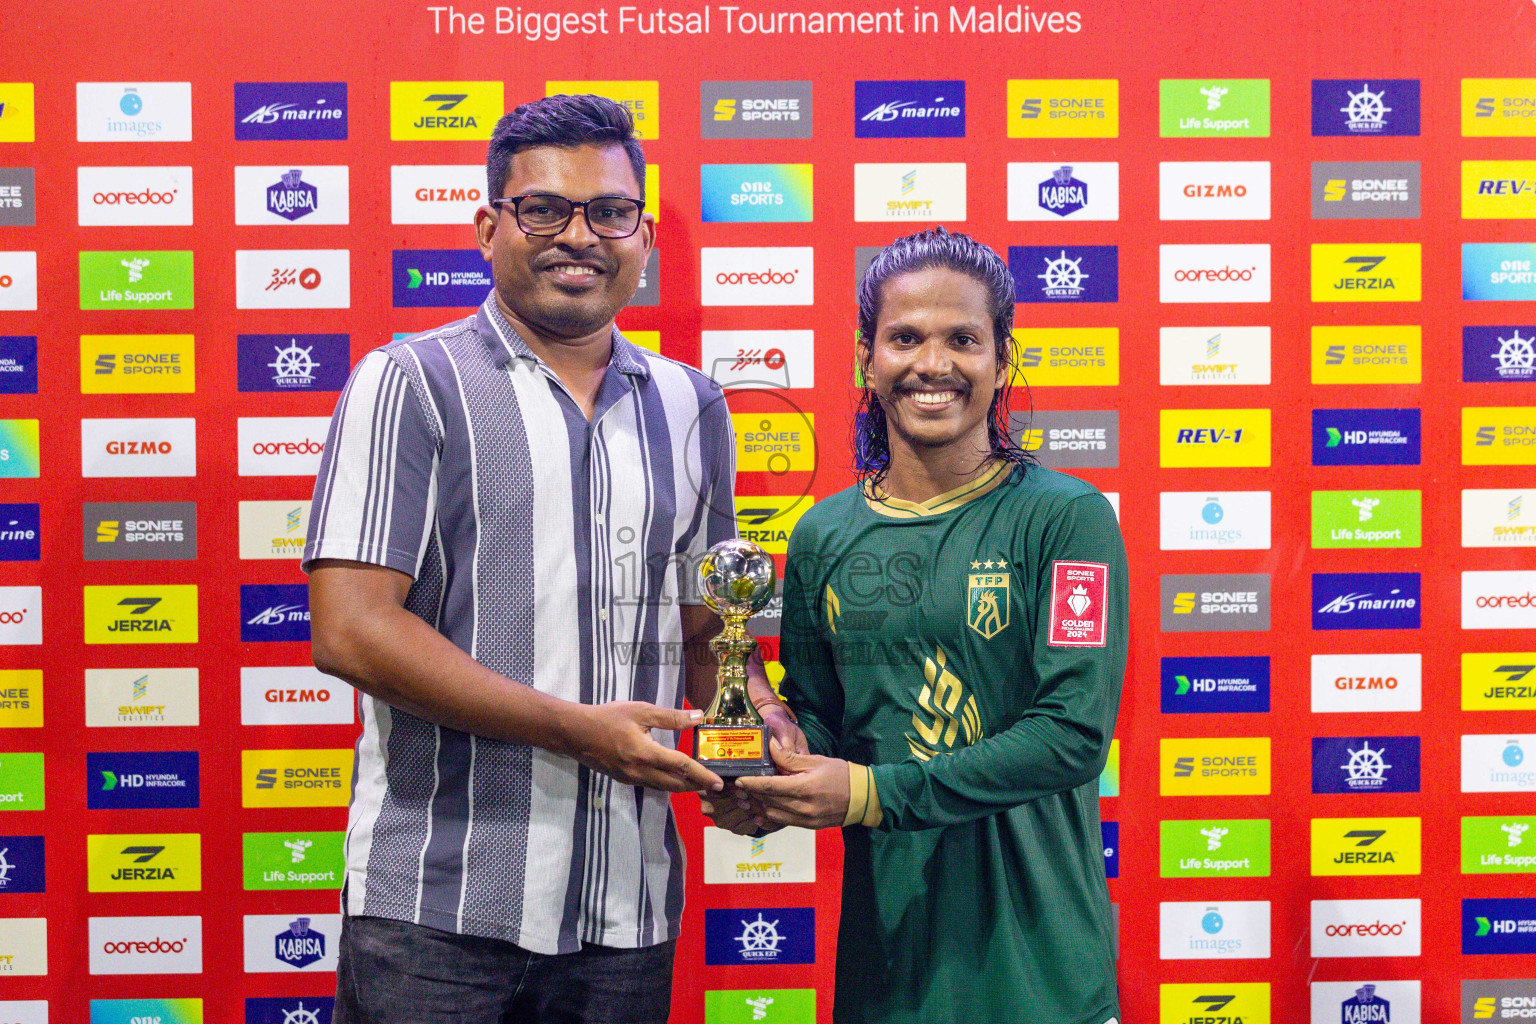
[694,538,777,778]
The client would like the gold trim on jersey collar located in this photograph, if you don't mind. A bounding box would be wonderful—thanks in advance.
[863,461,1012,518]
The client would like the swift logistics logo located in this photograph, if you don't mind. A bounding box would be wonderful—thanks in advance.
[701,165,813,223]
[80,418,195,478]
[1006,162,1119,221]
[1463,243,1536,301]
[243,831,345,891]
[244,914,341,972]
[1312,736,1421,794]
[1158,901,1271,960]
[0,835,45,892]
[390,81,501,140]
[1311,899,1421,957]
[1462,652,1536,710]
[1465,899,1536,955]
[1159,326,1271,385]
[1007,79,1118,137]
[242,749,352,808]
[235,249,350,309]
[75,82,192,142]
[87,832,201,892]
[853,80,964,137]
[88,915,202,975]
[0,503,39,561]
[1160,244,1271,302]
[240,584,311,643]
[1312,160,1421,218]
[1311,244,1422,301]
[1159,819,1270,878]
[1463,161,1536,219]
[0,919,46,976]
[1009,410,1119,469]
[547,81,657,138]
[0,752,45,810]
[1462,979,1536,1021]
[86,751,199,809]
[1159,162,1271,220]
[1312,79,1419,135]
[1158,491,1272,550]
[84,667,200,727]
[1159,409,1271,467]
[1313,408,1421,466]
[1008,246,1118,302]
[701,81,813,139]
[1463,816,1536,873]
[1159,79,1270,137]
[853,163,966,222]
[0,337,37,394]
[80,334,195,394]
[79,251,193,310]
[1312,325,1421,384]
[237,334,349,392]
[84,585,199,644]
[1463,78,1536,137]
[83,501,197,561]
[704,907,814,965]
[1311,490,1421,548]
[235,165,349,225]
[77,166,193,227]
[1462,735,1536,793]
[0,668,42,727]
[1463,326,1536,382]
[1313,572,1420,630]
[238,500,311,559]
[1012,328,1119,386]
[703,826,816,884]
[241,666,352,726]
[235,82,347,140]
[1160,983,1271,1024]
[1160,574,1270,632]
[1310,817,1422,876]
[1159,737,1271,796]
[1313,653,1423,713]
[1160,656,1269,713]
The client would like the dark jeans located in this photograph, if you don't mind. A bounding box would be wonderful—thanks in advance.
[334,914,676,1024]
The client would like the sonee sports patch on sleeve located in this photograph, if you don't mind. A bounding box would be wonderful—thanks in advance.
[1048,560,1109,647]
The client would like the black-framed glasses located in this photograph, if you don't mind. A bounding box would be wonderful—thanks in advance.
[490,193,646,238]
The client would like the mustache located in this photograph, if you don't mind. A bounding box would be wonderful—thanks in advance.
[889,375,971,396]
[533,246,617,274]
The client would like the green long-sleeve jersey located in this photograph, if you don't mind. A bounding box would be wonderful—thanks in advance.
[777,461,1126,1024]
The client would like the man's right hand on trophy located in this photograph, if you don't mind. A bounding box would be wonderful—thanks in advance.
[566,701,727,794]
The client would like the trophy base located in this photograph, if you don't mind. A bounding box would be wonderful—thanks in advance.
[694,724,775,778]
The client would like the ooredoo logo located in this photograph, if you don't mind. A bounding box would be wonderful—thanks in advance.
[701,247,814,306]
[0,587,40,645]
[1160,244,1272,303]
[238,417,330,477]
[77,167,193,226]
[1464,572,1536,629]
[1310,899,1421,957]
[81,418,196,478]
[88,915,202,975]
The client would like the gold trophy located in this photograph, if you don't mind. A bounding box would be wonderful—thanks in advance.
[694,538,777,777]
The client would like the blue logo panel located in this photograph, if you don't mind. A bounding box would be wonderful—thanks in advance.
[241,584,311,642]
[1464,326,1536,382]
[86,751,200,809]
[1102,821,1118,878]
[1464,244,1536,301]
[1464,899,1536,954]
[0,503,39,562]
[393,250,495,307]
[0,337,37,394]
[0,835,44,893]
[704,907,815,965]
[1311,79,1420,136]
[1311,736,1420,794]
[1311,408,1421,466]
[247,997,335,1024]
[234,82,348,140]
[854,80,966,138]
[1009,246,1119,303]
[1160,656,1270,713]
[237,334,351,392]
[1313,572,1420,630]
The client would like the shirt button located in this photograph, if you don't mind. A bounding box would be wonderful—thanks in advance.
[598,609,609,622]
[595,513,605,526]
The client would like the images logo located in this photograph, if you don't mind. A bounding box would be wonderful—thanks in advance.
[0,168,36,227]
[1463,243,1536,301]
[1463,78,1536,137]
[0,84,35,142]
[84,667,199,728]
[702,248,813,306]
[1160,737,1270,795]
[83,501,196,561]
[1313,736,1420,794]
[1311,244,1422,302]
[241,749,352,808]
[87,751,199,810]
[1006,162,1118,221]
[1312,325,1421,384]
[1311,817,1421,876]
[1161,656,1269,713]
[392,249,495,307]
[390,81,501,140]
[701,81,812,139]
[1312,160,1421,219]
[546,80,657,138]
[1159,491,1271,551]
[1313,408,1421,466]
[1159,409,1271,468]
[237,334,349,393]
[1313,653,1422,714]
[80,334,195,394]
[1313,79,1420,136]
[1312,490,1421,549]
[0,252,36,311]
[1007,79,1117,137]
[1159,79,1270,138]
[235,249,350,309]
[241,666,352,726]
[1313,572,1420,630]
[854,80,964,137]
[1008,246,1117,303]
[704,908,814,966]
[702,164,813,223]
[87,833,201,892]
[0,337,36,395]
[0,504,39,562]
[77,166,193,227]
[1160,819,1270,878]
[76,82,191,142]
[0,835,45,893]
[1160,244,1271,303]
[1465,899,1536,955]
[1012,328,1119,387]
[1462,735,1536,793]
[1009,410,1119,469]
[1158,901,1271,959]
[1159,162,1271,220]
[1462,652,1536,710]
[0,752,45,810]
[84,585,198,645]
[240,584,311,643]
[235,82,346,140]
[234,165,349,225]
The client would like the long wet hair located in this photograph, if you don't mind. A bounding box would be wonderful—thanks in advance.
[854,226,1034,485]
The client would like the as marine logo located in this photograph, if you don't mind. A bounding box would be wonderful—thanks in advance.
[967,560,1010,638]
[907,647,980,760]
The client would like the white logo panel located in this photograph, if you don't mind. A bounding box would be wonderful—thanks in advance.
[1311,653,1422,713]
[699,330,815,390]
[1160,245,1272,303]
[0,252,37,311]
[78,167,193,226]
[0,919,47,976]
[1158,900,1271,959]
[84,668,201,727]
[1309,899,1420,957]
[1463,571,1536,629]
[238,417,330,477]
[1159,326,1272,385]
[241,666,354,726]
[1462,734,1536,793]
[81,418,197,478]
[242,913,341,973]
[234,166,350,225]
[88,916,202,975]
[76,83,192,142]
[1159,492,1271,550]
[703,826,816,884]
[853,163,967,222]
[0,1001,48,1023]
[1159,161,1272,220]
[0,586,42,646]
[390,165,486,224]
[1006,162,1119,221]
[1464,489,1536,547]
[235,250,351,310]
[239,500,312,559]
[700,247,813,306]
[1309,980,1420,1024]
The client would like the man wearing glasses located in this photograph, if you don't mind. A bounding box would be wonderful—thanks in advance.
[305,94,766,1023]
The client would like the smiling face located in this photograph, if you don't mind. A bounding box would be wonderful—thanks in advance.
[474,142,654,344]
[859,266,1007,455]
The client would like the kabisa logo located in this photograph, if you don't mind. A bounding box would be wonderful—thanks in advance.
[1312,409,1421,467]
[1159,901,1271,960]
[1312,80,1420,136]
[853,80,965,138]
[1465,899,1536,956]
[1007,162,1119,221]
[235,83,347,140]
[1330,983,1398,1023]
[1464,327,1536,383]
[275,918,325,969]
[245,996,336,1024]
[701,81,813,139]
[0,337,37,395]
[704,908,814,966]
[75,83,191,142]
[0,835,44,893]
[1161,656,1269,714]
[1462,735,1536,793]
[241,584,311,643]
[389,81,501,140]
[267,169,317,221]
[1038,165,1088,217]
[237,334,349,393]
[1313,573,1420,630]
[1009,246,1118,303]
[1464,243,1536,301]
[0,504,39,562]
[393,249,495,307]
[1312,736,1421,794]
[87,751,200,809]
[1159,491,1272,550]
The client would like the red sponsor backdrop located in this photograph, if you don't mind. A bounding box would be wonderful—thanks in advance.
[5,0,1536,1020]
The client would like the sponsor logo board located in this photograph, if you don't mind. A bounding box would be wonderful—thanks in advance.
[1009,410,1118,468]
[733,413,814,473]
[0,669,42,727]
[1160,819,1270,878]
[0,587,39,646]
[1160,244,1270,303]
[83,585,198,645]
[76,83,191,142]
[1159,162,1270,220]
[0,251,36,310]
[700,331,813,391]
[1009,246,1118,303]
[0,419,38,478]
[235,249,350,310]
[1312,160,1421,218]
[1313,654,1422,713]
[1463,571,1536,629]
[392,249,494,307]
[0,168,35,227]
[1160,737,1270,796]
[0,84,36,142]
[238,334,349,393]
[241,584,311,642]
[703,826,815,884]
[1463,79,1536,137]
[81,418,195,478]
[703,989,815,1024]
[1007,79,1118,137]
[243,914,340,972]
[83,501,196,561]
[87,751,197,809]
[1160,656,1269,713]
[1158,901,1270,959]
[1463,243,1536,301]
[235,82,347,140]
[242,831,345,891]
[239,501,311,559]
[1312,79,1420,136]
[0,752,44,810]
[1312,490,1420,548]
[546,80,656,138]
[0,918,46,974]
[78,167,192,226]
[1007,162,1118,221]
[88,916,201,974]
[238,417,328,476]
[853,80,964,137]
[1465,899,1536,955]
[1310,899,1420,957]
[1463,735,1536,793]
[1160,574,1270,631]
[0,337,37,395]
[1464,407,1536,464]
[84,668,199,727]
[1310,981,1420,1024]
[91,999,204,1024]
[734,498,812,557]
[241,749,352,808]
[704,908,814,965]
[1159,409,1271,468]
[1159,79,1270,137]
[390,81,501,140]
[1159,492,1271,550]
[1312,408,1420,466]
[80,335,195,394]
[246,998,336,1024]
[1463,816,1536,874]
[1012,328,1118,386]
[1162,984,1271,1024]
[1461,979,1536,1021]
[1158,326,1270,385]
[853,163,965,222]
[0,504,39,562]
[1311,243,1422,302]
[86,832,200,892]
[390,165,484,224]
[241,666,352,725]
[701,81,813,139]
[1313,736,1420,794]
[234,165,349,225]
[702,248,812,306]
[1310,817,1421,876]
[1464,161,1536,219]
[1463,653,1536,711]
[1311,325,1421,384]
[1313,573,1420,630]
[1464,326,1536,383]
[79,252,193,311]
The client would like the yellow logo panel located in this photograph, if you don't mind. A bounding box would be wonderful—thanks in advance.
[734,413,815,473]
[1007,79,1118,137]
[0,84,35,143]
[1463,161,1536,219]
[1311,816,1421,876]
[1310,325,1420,384]
[645,164,659,218]
[625,331,660,353]
[0,670,41,728]
[83,585,198,645]
[1012,329,1119,387]
[87,832,201,892]
[547,81,659,139]
[242,748,353,807]
[1310,243,1422,302]
[1463,407,1536,465]
[1462,653,1536,710]
[1159,409,1271,468]
[735,496,812,555]
[80,335,195,394]
[1160,983,1270,1024]
[390,81,503,140]
[1463,79,1536,137]
[1160,737,1270,795]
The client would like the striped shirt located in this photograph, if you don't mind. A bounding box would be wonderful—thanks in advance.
[303,293,737,953]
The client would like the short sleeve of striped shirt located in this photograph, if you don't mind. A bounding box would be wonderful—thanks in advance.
[689,387,739,561]
[303,348,439,578]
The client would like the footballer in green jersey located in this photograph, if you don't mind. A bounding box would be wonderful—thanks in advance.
[714,228,1126,1024]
